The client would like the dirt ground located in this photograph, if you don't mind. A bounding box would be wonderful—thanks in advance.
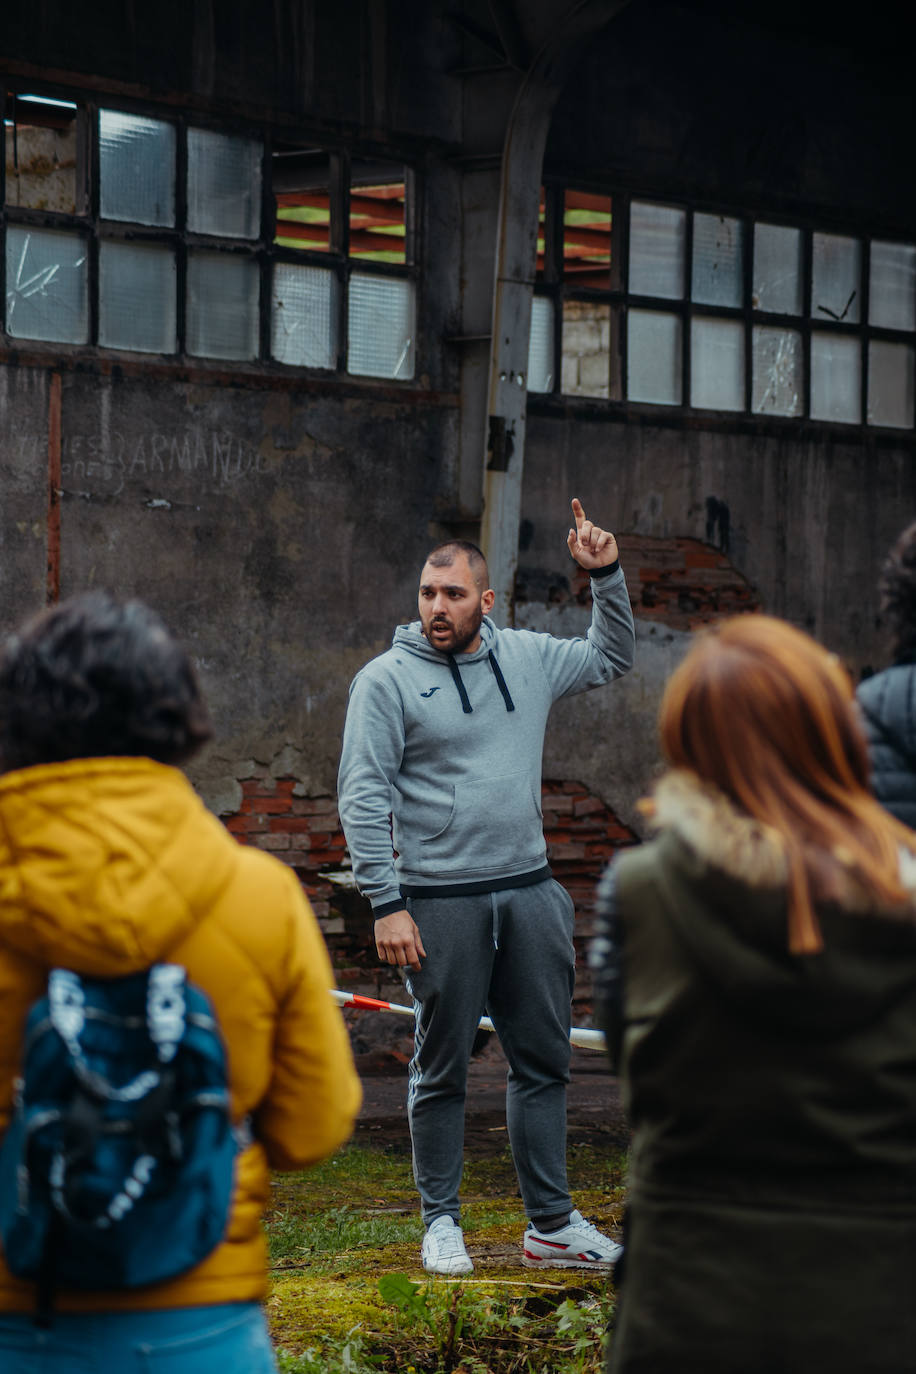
[352,1032,630,1157]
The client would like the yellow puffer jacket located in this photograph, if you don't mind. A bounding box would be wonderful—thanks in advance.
[0,756,361,1312]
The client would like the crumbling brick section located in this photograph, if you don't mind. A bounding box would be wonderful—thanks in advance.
[567,534,760,630]
[223,771,639,1027]
[223,775,347,923]
[542,780,639,1018]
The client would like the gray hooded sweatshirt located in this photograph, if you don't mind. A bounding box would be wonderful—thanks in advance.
[337,564,635,915]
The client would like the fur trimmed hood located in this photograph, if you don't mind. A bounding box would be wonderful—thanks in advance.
[619,770,916,1034]
[647,769,916,915]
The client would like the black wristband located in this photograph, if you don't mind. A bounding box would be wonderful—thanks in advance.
[590,558,620,579]
[373,899,407,920]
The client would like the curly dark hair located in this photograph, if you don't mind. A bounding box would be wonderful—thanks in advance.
[879,521,916,665]
[0,592,213,772]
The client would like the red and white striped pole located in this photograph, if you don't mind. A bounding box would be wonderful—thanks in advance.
[329,988,606,1051]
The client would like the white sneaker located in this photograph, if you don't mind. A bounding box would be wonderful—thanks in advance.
[523,1209,623,1270]
[421,1215,474,1275]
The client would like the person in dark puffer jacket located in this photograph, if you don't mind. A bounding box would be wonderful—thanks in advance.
[857,521,916,827]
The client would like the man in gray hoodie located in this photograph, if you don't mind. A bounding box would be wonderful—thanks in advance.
[338,499,634,1275]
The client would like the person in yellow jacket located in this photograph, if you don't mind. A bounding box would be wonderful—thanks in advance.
[0,591,361,1373]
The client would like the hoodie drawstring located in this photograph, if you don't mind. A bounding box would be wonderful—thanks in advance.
[445,651,515,714]
[446,655,473,713]
[487,651,515,713]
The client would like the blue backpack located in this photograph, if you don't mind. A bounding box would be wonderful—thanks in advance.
[0,964,239,1316]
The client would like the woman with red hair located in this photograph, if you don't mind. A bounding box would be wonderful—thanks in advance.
[595,614,916,1374]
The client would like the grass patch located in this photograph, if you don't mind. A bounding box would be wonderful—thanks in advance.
[266,1142,626,1372]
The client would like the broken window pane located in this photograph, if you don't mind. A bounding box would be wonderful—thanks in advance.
[868,340,914,428]
[690,318,744,410]
[99,241,176,353]
[527,295,554,392]
[869,241,916,332]
[562,300,610,398]
[752,326,803,415]
[349,160,406,264]
[5,226,88,342]
[5,96,79,213]
[812,233,860,325]
[629,202,685,300]
[692,213,743,308]
[563,191,612,289]
[99,110,175,227]
[811,332,860,423]
[186,252,259,360]
[273,146,333,253]
[347,273,415,378]
[627,309,682,404]
[187,128,262,240]
[271,263,338,368]
[752,224,802,315]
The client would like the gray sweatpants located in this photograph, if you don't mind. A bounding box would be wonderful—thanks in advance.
[404,879,576,1225]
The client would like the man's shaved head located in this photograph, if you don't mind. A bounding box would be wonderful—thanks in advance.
[424,540,489,592]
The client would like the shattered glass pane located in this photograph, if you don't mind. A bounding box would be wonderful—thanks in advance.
[692,214,743,308]
[752,224,802,315]
[752,326,803,415]
[5,102,78,213]
[527,296,554,392]
[868,340,915,428]
[563,190,612,288]
[629,202,685,300]
[99,242,176,353]
[811,332,860,423]
[187,129,262,240]
[562,300,611,398]
[349,160,406,264]
[5,226,88,342]
[186,252,259,360]
[812,233,861,325]
[869,241,916,332]
[691,318,744,411]
[347,273,415,379]
[627,309,682,404]
[271,263,338,368]
[99,110,175,226]
[273,146,333,253]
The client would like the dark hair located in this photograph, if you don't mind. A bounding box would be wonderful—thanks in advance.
[424,540,489,588]
[879,521,916,664]
[0,592,212,772]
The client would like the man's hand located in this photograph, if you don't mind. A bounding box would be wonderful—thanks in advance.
[567,497,619,571]
[374,910,426,972]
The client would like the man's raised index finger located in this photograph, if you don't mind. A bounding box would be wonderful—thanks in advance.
[571,497,586,529]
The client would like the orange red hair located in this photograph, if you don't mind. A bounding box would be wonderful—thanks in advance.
[659,615,916,953]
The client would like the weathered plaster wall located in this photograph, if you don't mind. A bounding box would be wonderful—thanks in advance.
[0,369,48,616]
[521,414,914,675]
[0,365,461,811]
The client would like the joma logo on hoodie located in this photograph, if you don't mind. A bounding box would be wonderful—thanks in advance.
[420,687,441,698]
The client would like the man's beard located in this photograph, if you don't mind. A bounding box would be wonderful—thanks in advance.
[425,607,483,653]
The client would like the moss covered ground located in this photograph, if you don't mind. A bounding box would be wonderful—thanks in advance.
[265,1140,626,1372]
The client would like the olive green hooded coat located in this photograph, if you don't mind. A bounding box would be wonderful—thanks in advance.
[606,771,916,1374]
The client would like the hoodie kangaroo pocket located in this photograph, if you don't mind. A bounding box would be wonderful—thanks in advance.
[418,771,542,868]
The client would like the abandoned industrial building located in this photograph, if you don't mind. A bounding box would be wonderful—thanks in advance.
[1,1,914,1009]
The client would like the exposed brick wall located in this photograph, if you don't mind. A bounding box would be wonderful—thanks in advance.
[518,535,760,631]
[542,780,639,1012]
[612,534,760,629]
[223,775,346,923]
[222,769,638,1030]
